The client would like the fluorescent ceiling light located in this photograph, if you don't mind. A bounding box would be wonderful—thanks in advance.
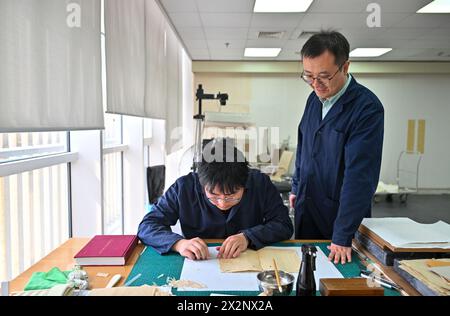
[349,48,392,57]
[253,0,313,13]
[417,0,450,13]
[244,48,282,57]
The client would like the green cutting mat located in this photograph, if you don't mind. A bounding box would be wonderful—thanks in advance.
[125,242,399,296]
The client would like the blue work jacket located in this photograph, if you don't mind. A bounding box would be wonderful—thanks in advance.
[291,76,384,246]
[138,169,293,254]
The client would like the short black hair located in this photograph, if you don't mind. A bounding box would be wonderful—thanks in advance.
[197,138,249,194]
[301,31,350,66]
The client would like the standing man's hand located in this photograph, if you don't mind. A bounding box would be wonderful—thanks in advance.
[172,237,210,260]
[289,194,296,209]
[327,243,352,264]
[216,233,249,259]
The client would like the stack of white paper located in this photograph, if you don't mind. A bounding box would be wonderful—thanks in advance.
[361,217,450,249]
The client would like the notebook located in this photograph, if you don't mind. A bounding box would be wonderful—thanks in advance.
[74,235,138,266]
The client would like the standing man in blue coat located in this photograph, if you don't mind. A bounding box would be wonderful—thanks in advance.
[290,31,384,265]
[138,138,293,260]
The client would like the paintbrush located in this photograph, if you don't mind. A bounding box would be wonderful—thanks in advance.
[273,258,283,293]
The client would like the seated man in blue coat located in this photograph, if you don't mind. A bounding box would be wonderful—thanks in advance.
[138,138,293,260]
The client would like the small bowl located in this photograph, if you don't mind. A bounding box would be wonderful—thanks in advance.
[257,270,295,296]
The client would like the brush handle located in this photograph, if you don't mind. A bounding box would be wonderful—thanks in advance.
[273,259,283,293]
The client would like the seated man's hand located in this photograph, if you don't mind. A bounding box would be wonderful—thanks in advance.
[172,237,210,260]
[216,233,248,259]
[327,243,352,264]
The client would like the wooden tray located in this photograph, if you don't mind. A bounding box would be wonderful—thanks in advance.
[358,225,450,253]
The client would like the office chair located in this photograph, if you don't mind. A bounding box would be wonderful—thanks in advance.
[146,165,165,209]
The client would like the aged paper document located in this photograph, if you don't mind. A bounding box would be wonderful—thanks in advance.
[218,248,300,273]
[219,250,262,272]
[399,259,450,296]
[258,248,301,273]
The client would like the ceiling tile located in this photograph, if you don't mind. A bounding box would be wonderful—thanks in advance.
[246,38,286,48]
[168,12,202,27]
[376,48,450,60]
[299,12,411,29]
[178,27,206,40]
[392,14,450,28]
[373,13,413,28]
[299,13,362,29]
[207,39,247,49]
[344,27,429,40]
[184,39,209,50]
[377,48,427,58]
[160,0,450,61]
[350,37,450,49]
[195,0,254,13]
[189,48,211,60]
[204,28,249,40]
[375,0,436,13]
[209,48,244,60]
[277,49,302,61]
[188,48,210,55]
[283,39,307,50]
[247,28,294,40]
[308,0,367,13]
[200,13,252,27]
[160,0,198,13]
[251,13,304,28]
[417,28,450,39]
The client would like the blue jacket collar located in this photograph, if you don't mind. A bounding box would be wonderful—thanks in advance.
[317,76,359,129]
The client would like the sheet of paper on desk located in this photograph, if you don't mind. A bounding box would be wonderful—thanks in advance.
[429,266,450,282]
[361,217,450,249]
[178,246,342,292]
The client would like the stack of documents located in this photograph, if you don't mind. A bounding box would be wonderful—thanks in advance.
[360,217,450,250]
[398,259,450,296]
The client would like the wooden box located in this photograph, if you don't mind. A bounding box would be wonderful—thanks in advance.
[319,278,384,296]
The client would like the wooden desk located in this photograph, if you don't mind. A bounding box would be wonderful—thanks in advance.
[10,238,145,292]
[9,238,420,295]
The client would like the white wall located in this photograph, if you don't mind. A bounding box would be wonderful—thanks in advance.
[357,74,450,189]
[196,72,450,189]
[249,74,308,151]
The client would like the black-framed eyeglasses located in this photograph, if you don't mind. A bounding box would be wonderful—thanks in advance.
[301,63,345,86]
[207,196,242,203]
[204,187,243,203]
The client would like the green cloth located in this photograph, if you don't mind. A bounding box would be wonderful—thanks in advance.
[24,267,72,291]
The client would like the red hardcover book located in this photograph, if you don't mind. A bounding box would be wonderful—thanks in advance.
[74,235,138,266]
